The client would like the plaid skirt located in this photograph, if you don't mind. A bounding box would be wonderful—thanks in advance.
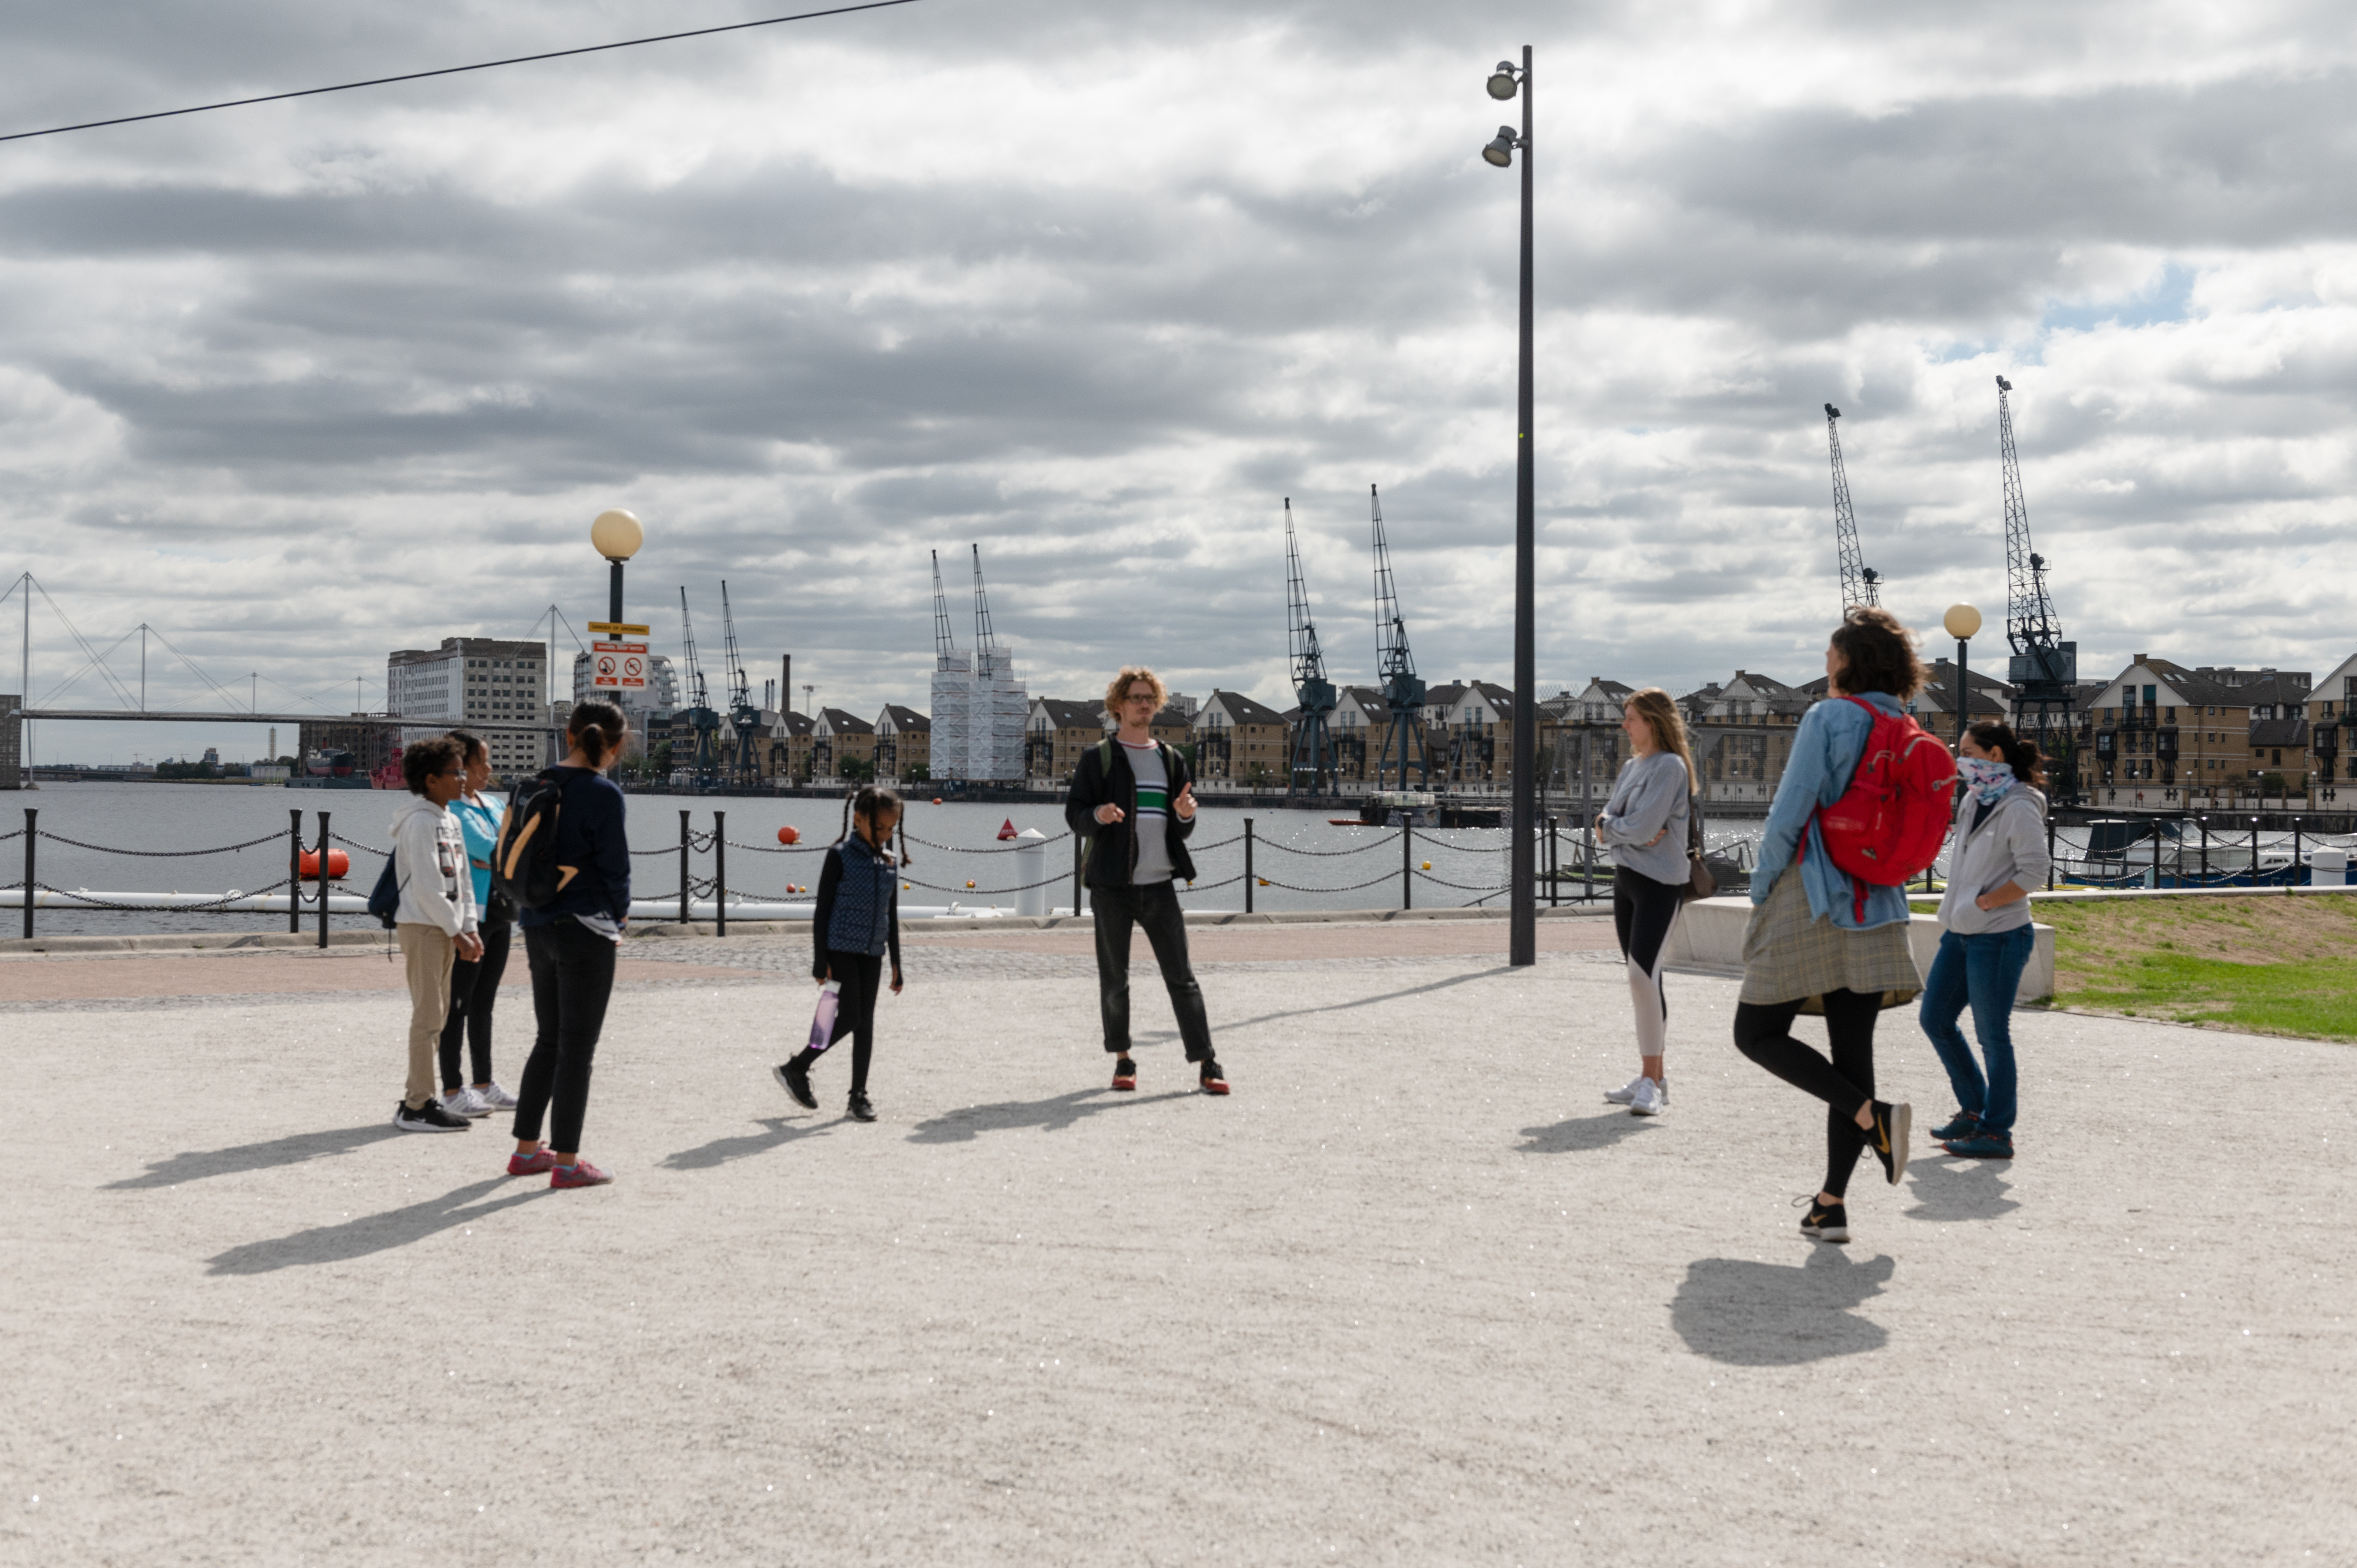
[1739,867,1921,1013]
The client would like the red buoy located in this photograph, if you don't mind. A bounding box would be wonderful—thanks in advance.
[932,796,944,805]
[299,849,351,881]
[776,825,801,845]
[997,818,1018,841]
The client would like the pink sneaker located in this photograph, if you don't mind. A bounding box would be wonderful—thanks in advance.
[550,1158,613,1190]
[507,1146,554,1177]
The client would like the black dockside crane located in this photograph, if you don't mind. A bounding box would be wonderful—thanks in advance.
[1825,403,1882,610]
[1371,484,1431,790]
[1285,498,1338,797]
[1996,375,2081,802]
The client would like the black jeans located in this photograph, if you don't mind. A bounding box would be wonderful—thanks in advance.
[514,920,616,1153]
[802,949,884,1097]
[1091,879,1214,1062]
[1732,989,1882,1200]
[438,920,512,1091]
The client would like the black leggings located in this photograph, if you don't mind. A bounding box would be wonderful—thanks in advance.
[1612,868,1685,1061]
[1732,989,1882,1200]
[802,950,883,1097]
[438,920,512,1091]
[514,920,616,1153]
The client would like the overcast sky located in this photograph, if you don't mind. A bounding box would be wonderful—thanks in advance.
[3,0,2354,762]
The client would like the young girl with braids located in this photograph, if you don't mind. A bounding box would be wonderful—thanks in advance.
[774,785,906,1122]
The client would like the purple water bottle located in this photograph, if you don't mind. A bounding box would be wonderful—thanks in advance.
[806,979,841,1054]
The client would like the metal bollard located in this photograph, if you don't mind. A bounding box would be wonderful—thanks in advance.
[316,812,331,949]
[1014,828,1048,918]
[21,807,34,939]
[679,809,691,925]
[288,809,303,934]
[715,810,727,936]
[1244,818,1254,915]
[1071,833,1084,919]
[1401,821,1413,911]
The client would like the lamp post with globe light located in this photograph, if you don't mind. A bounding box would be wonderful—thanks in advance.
[591,509,644,623]
[1945,603,1982,752]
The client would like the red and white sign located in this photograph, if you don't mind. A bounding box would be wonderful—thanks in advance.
[592,641,648,690]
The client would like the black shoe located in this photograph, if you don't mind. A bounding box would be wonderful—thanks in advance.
[1111,1056,1137,1091]
[1199,1058,1230,1096]
[847,1092,877,1123]
[774,1059,816,1111]
[394,1098,471,1133]
[1869,1100,1912,1185]
[1797,1197,1850,1244]
[1927,1109,1981,1142]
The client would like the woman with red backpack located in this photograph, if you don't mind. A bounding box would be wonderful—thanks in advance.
[1734,607,1935,1245]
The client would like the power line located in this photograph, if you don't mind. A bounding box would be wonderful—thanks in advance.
[0,0,922,146]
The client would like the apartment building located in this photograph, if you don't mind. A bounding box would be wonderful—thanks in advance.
[811,708,877,783]
[2306,653,2357,806]
[1027,697,1110,785]
[1193,690,1290,788]
[875,705,930,782]
[388,637,553,779]
[2085,657,2313,806]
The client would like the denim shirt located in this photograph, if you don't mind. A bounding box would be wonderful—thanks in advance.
[1750,691,1914,931]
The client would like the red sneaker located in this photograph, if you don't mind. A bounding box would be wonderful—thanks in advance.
[507,1146,554,1177]
[1111,1056,1136,1091]
[1199,1059,1230,1096]
[550,1159,613,1189]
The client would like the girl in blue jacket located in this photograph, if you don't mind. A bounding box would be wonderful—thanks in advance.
[775,785,906,1122]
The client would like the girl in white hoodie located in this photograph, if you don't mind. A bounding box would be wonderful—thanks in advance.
[388,736,481,1133]
[1918,721,2050,1160]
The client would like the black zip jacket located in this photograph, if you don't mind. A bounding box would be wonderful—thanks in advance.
[811,835,902,982]
[1063,738,1200,890]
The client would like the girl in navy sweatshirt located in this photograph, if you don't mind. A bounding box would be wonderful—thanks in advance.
[775,785,905,1122]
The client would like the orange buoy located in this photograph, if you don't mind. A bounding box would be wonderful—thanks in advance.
[299,849,350,881]
[932,796,944,805]
[965,879,976,889]
[997,818,1018,841]
[776,825,801,845]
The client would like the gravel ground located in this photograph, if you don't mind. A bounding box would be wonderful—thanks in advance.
[4,928,2353,1566]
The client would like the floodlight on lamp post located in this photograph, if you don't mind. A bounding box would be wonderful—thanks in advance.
[591,508,644,623]
[1944,602,1983,752]
[1483,46,1538,969]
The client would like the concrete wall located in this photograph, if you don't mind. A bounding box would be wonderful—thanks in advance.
[1662,893,2057,1003]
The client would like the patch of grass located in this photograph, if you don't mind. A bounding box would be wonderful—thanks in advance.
[2028,894,2357,1041]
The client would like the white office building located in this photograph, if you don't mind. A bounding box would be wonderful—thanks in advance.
[387,638,553,779]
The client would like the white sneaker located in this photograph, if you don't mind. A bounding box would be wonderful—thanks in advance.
[1605,1074,1669,1107]
[1627,1076,1665,1117]
[442,1086,492,1119]
[474,1081,519,1112]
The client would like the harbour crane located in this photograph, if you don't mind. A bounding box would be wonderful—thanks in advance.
[1995,375,2080,800]
[677,586,721,790]
[1283,498,1338,796]
[931,550,959,670]
[719,581,762,789]
[1371,484,1431,790]
[1825,404,1881,609]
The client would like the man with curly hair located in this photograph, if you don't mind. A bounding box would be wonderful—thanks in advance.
[1062,666,1228,1096]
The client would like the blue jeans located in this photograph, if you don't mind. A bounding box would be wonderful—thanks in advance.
[1917,925,2033,1136]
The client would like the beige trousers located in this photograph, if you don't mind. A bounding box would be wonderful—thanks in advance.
[398,923,456,1109]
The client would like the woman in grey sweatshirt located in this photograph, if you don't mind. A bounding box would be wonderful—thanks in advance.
[1594,688,1696,1117]
[1918,721,2051,1160]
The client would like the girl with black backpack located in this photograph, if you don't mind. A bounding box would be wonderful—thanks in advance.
[774,784,906,1123]
[505,701,631,1190]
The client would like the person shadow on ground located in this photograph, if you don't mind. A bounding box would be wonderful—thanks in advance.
[1514,1112,1661,1155]
[907,1087,1192,1143]
[1671,1248,1898,1365]
[662,1118,838,1171]
[205,1176,549,1275]
[106,1123,405,1190]
[1903,1153,2021,1222]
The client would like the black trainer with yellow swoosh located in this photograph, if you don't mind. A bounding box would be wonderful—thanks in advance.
[1869,1100,1912,1185]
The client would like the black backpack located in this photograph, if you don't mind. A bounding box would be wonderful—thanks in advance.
[492,771,569,911]
[366,855,405,930]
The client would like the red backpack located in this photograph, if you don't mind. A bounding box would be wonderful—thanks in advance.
[1808,696,1958,920]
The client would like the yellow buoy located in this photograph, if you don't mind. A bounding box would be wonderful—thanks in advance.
[1421,860,1432,870]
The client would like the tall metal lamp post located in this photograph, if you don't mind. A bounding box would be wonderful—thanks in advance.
[1945,603,1982,750]
[592,508,645,623]
[1485,49,1537,968]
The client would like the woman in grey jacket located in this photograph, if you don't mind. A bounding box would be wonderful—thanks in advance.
[1919,722,2050,1160]
[1595,688,1696,1117]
